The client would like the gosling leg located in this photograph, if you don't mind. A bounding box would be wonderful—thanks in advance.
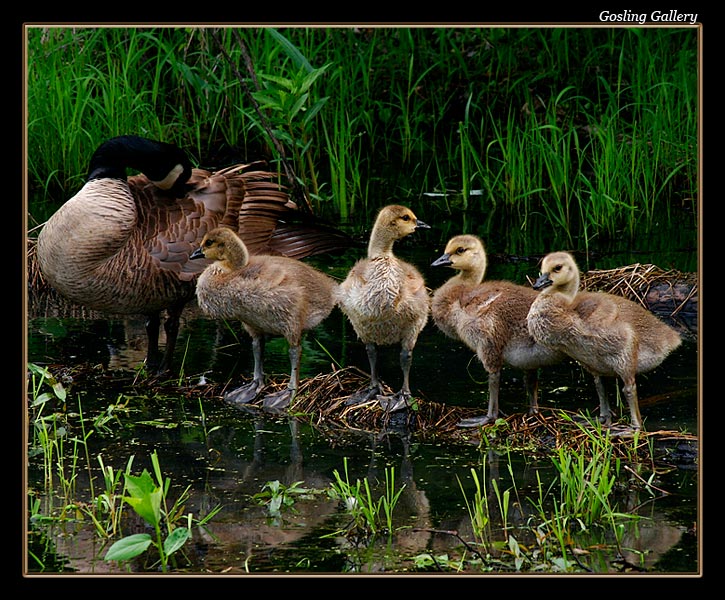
[622,375,643,430]
[226,336,266,405]
[593,374,613,426]
[399,345,414,400]
[263,344,301,411]
[525,369,540,415]
[368,342,383,394]
[378,345,414,412]
[345,343,383,405]
[458,370,500,428]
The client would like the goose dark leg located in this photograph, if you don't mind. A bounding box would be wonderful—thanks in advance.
[263,343,300,412]
[345,343,383,405]
[593,375,613,426]
[226,336,266,405]
[144,312,162,370]
[159,300,185,373]
[458,370,500,428]
[399,345,414,399]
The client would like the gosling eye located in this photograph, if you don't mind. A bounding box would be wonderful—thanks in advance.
[400,214,411,222]
[204,239,214,248]
[455,247,466,255]
[552,264,563,273]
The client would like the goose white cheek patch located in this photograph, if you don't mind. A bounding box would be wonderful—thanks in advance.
[152,163,185,190]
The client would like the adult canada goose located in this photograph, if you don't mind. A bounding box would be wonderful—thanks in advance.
[191,227,338,411]
[527,251,682,430]
[431,234,564,427]
[35,135,350,372]
[336,204,431,411]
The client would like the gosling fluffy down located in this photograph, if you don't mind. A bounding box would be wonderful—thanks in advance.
[336,204,431,410]
[191,226,338,411]
[527,251,682,430]
[431,234,564,427]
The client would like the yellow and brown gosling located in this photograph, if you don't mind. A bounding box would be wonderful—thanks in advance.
[527,251,682,430]
[336,204,431,411]
[431,234,564,427]
[191,227,338,411]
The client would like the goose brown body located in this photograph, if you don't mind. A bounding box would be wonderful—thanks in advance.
[527,251,682,430]
[431,235,564,427]
[336,204,431,409]
[36,136,349,371]
[192,227,338,410]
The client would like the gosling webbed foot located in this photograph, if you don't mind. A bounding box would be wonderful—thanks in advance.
[457,414,496,428]
[608,423,640,438]
[344,385,382,406]
[224,380,264,406]
[262,388,294,412]
[377,391,411,413]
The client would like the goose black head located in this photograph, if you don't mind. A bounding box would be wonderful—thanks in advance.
[87,135,193,195]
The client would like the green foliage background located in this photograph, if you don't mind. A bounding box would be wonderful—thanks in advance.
[25,26,698,253]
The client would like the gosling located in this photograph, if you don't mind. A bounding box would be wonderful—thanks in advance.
[191,227,338,411]
[527,251,682,430]
[431,234,564,427]
[336,204,431,411]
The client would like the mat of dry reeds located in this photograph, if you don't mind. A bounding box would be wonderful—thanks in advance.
[189,366,697,466]
[580,262,697,319]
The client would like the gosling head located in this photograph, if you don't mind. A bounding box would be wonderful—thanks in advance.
[431,234,487,281]
[368,204,430,257]
[533,252,581,297]
[190,227,249,269]
[376,204,430,239]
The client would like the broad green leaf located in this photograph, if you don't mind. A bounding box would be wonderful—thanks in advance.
[125,470,157,496]
[123,470,162,526]
[28,363,67,401]
[32,392,53,407]
[164,527,191,556]
[298,65,330,94]
[269,496,283,515]
[257,72,295,91]
[123,489,162,527]
[50,380,67,401]
[302,97,329,126]
[104,533,153,561]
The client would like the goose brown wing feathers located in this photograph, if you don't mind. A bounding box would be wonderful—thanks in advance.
[235,168,351,259]
[130,163,352,281]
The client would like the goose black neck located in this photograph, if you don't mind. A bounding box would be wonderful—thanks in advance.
[87,135,193,193]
